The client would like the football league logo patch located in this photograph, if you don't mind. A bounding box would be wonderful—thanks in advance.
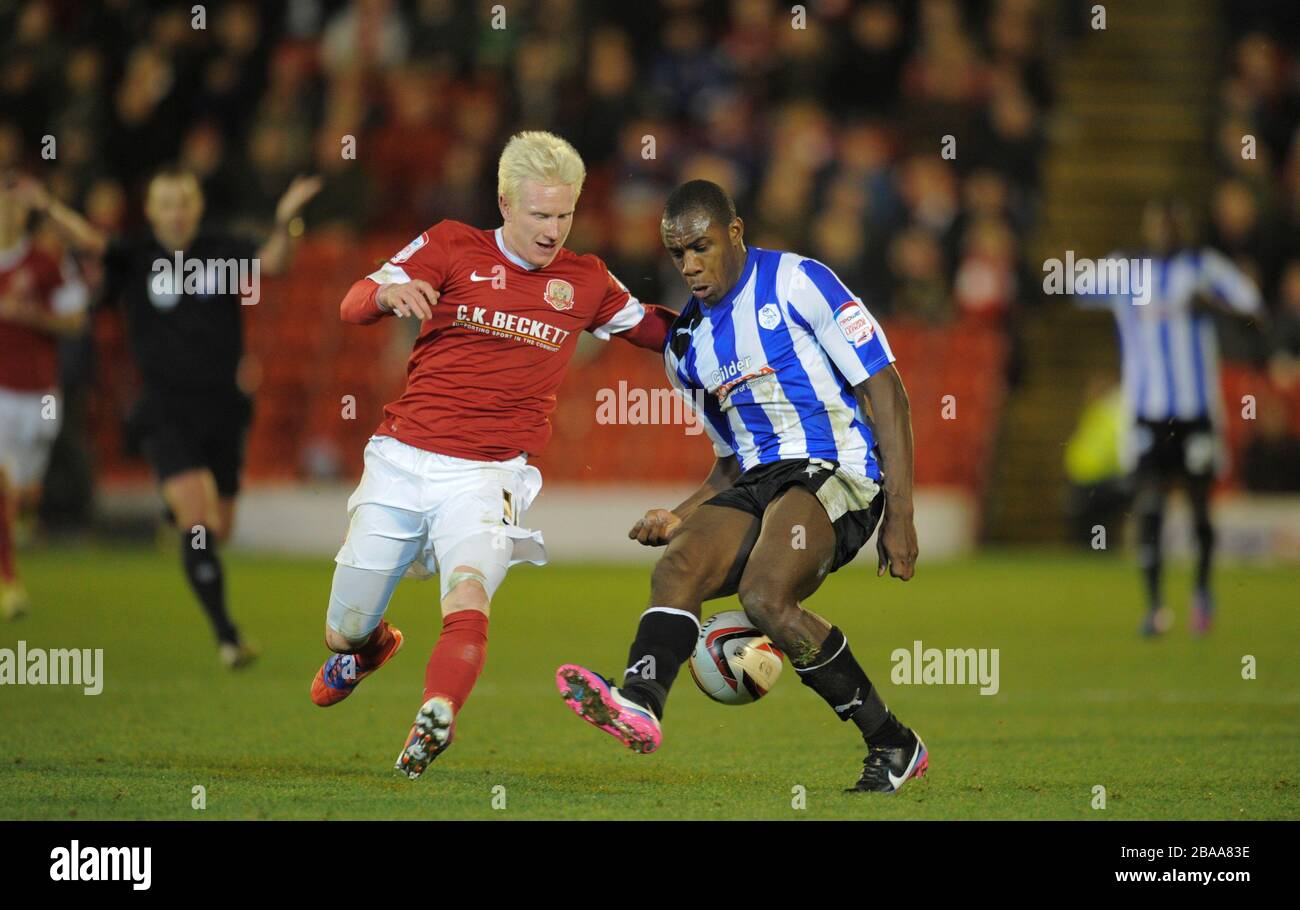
[835,301,875,348]
[391,232,428,264]
[544,278,575,311]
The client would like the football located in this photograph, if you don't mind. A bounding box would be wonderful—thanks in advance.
[688,611,785,705]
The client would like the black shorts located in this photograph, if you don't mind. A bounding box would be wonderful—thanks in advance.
[1134,417,1216,482]
[128,388,253,498]
[704,458,885,572]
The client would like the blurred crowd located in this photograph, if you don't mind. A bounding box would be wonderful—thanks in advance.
[1213,10,1300,364]
[1214,5,1300,490]
[0,0,1050,326]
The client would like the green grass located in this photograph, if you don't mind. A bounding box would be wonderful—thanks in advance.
[1,546,1297,820]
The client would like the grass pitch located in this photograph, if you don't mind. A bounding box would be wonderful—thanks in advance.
[1,546,1296,820]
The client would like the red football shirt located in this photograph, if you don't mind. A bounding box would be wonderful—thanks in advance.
[352,220,649,462]
[0,242,85,392]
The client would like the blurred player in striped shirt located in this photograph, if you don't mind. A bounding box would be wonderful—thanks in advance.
[1082,199,1265,636]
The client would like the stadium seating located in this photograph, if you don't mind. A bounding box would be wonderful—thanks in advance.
[1217,364,1300,489]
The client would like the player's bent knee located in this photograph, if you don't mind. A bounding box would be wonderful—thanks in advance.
[737,583,794,635]
[441,566,490,616]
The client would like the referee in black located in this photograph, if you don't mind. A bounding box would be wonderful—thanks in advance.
[24,166,321,668]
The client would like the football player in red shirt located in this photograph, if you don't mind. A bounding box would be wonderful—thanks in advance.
[0,174,89,619]
[311,131,676,779]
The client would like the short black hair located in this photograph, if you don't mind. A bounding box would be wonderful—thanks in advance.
[663,179,736,230]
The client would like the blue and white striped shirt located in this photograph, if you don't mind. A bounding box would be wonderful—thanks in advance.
[665,247,895,478]
[1085,248,1260,422]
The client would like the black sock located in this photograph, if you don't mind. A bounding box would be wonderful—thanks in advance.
[619,608,699,719]
[795,626,908,747]
[1138,507,1164,609]
[180,530,239,645]
[1194,518,1214,593]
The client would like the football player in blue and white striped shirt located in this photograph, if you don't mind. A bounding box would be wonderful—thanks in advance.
[1084,199,1265,636]
[557,181,927,793]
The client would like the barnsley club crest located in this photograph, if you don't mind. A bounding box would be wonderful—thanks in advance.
[544,278,575,311]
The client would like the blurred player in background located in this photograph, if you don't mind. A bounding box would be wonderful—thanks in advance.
[313,131,676,780]
[556,180,927,793]
[1085,199,1264,636]
[24,167,322,666]
[0,174,88,620]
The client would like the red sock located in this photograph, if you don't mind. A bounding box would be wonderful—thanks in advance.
[0,485,15,584]
[423,609,489,711]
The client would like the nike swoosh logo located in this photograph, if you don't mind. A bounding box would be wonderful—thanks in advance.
[470,271,495,282]
[887,741,921,790]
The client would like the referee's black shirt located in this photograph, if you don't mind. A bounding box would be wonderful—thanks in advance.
[101,230,258,394]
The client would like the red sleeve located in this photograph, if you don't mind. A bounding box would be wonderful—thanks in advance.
[340,278,386,324]
[615,304,676,351]
[344,221,461,324]
[368,221,455,287]
[588,260,654,342]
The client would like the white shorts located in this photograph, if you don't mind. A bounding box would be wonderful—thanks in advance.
[334,435,548,584]
[0,387,60,489]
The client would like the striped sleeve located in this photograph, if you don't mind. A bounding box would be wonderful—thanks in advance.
[786,257,894,386]
[665,350,734,458]
[1199,248,1262,315]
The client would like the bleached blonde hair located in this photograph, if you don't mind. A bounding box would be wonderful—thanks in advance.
[497,131,586,206]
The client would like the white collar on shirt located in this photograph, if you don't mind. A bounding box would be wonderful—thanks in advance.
[495,227,540,271]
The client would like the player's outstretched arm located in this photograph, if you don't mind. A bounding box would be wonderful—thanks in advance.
[628,455,741,546]
[612,304,677,350]
[13,176,108,257]
[257,174,324,275]
[857,365,918,580]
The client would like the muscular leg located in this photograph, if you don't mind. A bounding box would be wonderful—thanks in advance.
[737,487,910,746]
[648,504,761,614]
[163,469,240,645]
[619,504,760,717]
